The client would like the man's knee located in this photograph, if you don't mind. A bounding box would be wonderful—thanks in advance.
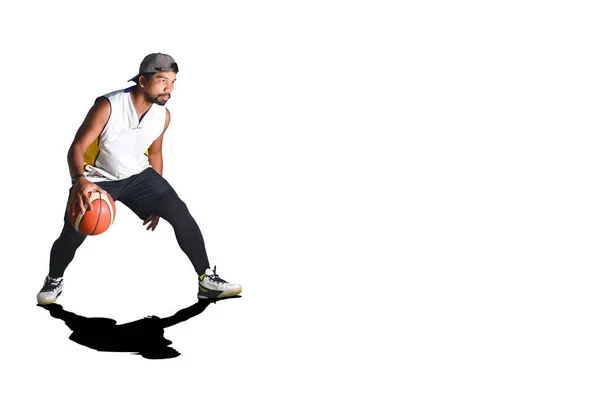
[156,189,190,217]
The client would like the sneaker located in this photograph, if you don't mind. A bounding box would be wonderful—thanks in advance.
[198,267,242,299]
[37,276,63,305]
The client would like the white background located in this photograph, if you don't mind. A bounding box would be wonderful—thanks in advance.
[1,0,599,394]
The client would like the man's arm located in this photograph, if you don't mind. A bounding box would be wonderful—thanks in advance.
[148,108,170,175]
[68,97,111,178]
[67,97,110,215]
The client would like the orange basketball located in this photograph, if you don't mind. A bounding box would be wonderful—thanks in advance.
[68,192,116,235]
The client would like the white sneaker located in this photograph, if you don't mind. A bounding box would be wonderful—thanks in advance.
[37,276,63,305]
[198,267,242,299]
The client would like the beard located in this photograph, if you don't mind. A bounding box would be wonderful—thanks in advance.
[146,93,170,106]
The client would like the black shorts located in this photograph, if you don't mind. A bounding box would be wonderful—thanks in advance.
[66,167,175,221]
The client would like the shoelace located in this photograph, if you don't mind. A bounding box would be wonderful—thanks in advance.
[42,277,62,292]
[207,266,228,284]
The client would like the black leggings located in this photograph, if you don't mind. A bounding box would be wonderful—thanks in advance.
[48,168,210,278]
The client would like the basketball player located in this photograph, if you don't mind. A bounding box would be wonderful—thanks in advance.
[37,53,242,305]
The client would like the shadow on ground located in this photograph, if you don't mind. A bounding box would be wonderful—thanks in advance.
[38,296,240,359]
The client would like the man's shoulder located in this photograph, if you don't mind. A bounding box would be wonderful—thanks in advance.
[92,87,133,111]
[101,87,132,100]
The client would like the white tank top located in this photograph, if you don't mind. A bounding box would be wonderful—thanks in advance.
[83,87,166,181]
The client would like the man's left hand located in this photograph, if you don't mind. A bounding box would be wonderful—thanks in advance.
[143,215,160,231]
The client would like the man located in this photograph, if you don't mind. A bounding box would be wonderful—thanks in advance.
[37,53,242,305]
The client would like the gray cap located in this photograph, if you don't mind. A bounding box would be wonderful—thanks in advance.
[128,53,179,83]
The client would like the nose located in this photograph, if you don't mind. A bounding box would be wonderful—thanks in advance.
[165,81,174,93]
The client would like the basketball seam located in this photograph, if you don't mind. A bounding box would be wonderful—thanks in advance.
[74,212,83,232]
[102,194,115,225]
[91,192,102,235]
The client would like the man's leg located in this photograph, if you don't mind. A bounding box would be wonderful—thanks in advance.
[48,215,87,279]
[118,168,241,298]
[38,194,88,305]
[118,169,210,275]
[37,216,85,305]
[153,189,214,275]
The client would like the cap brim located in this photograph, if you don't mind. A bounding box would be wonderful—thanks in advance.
[128,74,141,83]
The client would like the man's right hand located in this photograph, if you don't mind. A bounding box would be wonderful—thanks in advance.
[68,178,108,216]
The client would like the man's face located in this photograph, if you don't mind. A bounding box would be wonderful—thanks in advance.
[143,72,177,106]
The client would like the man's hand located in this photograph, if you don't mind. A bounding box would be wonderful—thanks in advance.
[143,215,160,231]
[67,178,107,216]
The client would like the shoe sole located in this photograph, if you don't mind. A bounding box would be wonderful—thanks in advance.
[198,286,242,299]
[37,291,62,305]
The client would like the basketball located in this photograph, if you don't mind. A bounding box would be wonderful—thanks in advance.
[68,192,116,235]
